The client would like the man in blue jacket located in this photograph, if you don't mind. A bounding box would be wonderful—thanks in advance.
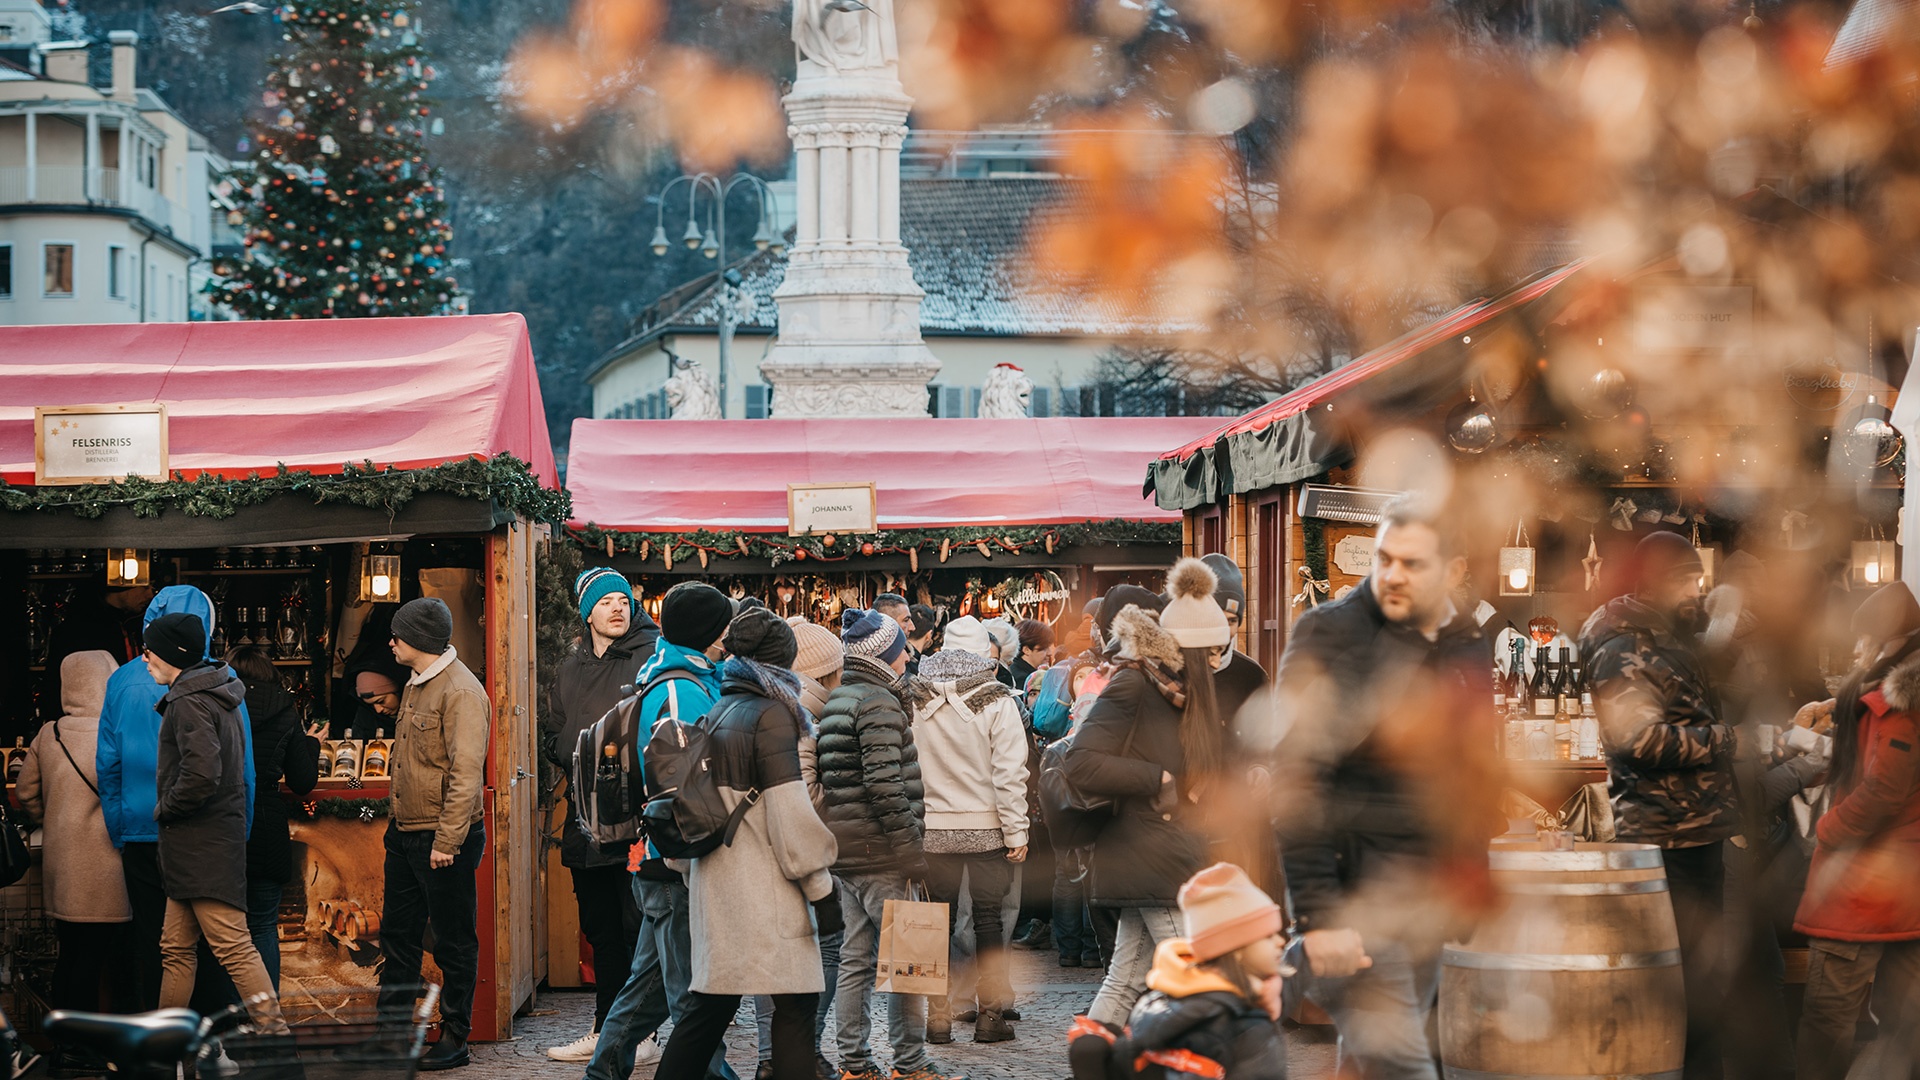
[97,585,253,1011]
[584,581,738,1080]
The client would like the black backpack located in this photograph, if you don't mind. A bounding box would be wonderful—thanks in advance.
[639,696,763,860]
[571,669,706,853]
[1038,724,1135,851]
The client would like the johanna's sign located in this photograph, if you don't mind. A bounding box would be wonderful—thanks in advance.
[788,482,877,536]
[35,404,169,485]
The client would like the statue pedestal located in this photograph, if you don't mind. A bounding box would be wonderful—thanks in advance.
[760,32,939,417]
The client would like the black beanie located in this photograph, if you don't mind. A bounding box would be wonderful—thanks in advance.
[724,606,797,667]
[1094,584,1165,650]
[391,597,453,655]
[145,612,205,670]
[1632,531,1704,592]
[1201,553,1247,621]
[661,582,734,651]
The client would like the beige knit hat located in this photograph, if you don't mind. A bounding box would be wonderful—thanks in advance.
[786,617,845,682]
[1158,558,1232,649]
[1179,862,1282,963]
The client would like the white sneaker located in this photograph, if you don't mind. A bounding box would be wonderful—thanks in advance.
[634,1035,662,1065]
[546,1031,600,1062]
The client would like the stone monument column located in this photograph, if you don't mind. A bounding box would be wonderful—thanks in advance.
[761,0,940,417]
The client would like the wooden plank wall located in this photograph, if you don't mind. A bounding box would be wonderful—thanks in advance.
[487,521,540,1037]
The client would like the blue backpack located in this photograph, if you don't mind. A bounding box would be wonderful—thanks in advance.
[1030,663,1079,741]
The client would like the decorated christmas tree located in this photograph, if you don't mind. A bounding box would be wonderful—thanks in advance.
[209,0,458,318]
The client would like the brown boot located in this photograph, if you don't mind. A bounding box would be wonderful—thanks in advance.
[973,1009,1014,1044]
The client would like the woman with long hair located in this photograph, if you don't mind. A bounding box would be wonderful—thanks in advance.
[1064,559,1235,1026]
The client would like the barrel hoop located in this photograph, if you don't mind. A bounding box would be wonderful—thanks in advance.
[1444,1068,1683,1080]
[1498,880,1671,896]
[1442,947,1682,971]
[1488,848,1664,871]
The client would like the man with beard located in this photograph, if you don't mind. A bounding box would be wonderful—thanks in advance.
[1271,500,1499,1080]
[1581,531,1747,1080]
[541,568,661,1064]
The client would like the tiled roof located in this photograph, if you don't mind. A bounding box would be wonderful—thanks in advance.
[619,177,1198,350]
[1828,0,1920,65]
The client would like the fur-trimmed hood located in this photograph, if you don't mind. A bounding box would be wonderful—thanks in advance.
[1874,649,1920,712]
[1110,604,1186,672]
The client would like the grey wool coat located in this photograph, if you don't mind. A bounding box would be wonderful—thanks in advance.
[17,651,132,924]
[681,661,838,996]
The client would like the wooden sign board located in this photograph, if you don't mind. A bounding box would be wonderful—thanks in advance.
[1631,284,1754,351]
[788,482,877,536]
[35,403,169,485]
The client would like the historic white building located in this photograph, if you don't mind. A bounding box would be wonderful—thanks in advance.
[0,1,229,325]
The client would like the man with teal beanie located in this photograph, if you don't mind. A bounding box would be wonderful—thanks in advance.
[97,585,253,1011]
[584,580,739,1080]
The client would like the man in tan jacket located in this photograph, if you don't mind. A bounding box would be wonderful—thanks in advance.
[380,597,490,1071]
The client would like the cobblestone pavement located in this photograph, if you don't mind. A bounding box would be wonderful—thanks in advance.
[467,948,1339,1080]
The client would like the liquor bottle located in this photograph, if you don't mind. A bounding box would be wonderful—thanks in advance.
[1493,664,1509,715]
[332,739,361,779]
[1555,647,1575,715]
[318,739,336,776]
[1530,647,1556,719]
[361,730,390,779]
[1577,660,1600,759]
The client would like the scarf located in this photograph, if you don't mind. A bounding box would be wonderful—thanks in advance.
[722,655,812,734]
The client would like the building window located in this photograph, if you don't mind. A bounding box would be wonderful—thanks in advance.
[1031,386,1050,417]
[0,245,12,299]
[745,384,769,419]
[934,386,966,418]
[107,245,125,299]
[969,387,982,417]
[43,244,73,297]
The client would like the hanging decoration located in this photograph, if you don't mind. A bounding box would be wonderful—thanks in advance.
[1581,533,1604,592]
[567,520,1177,569]
[1579,367,1635,421]
[1691,517,1719,590]
[1445,395,1499,454]
[1852,526,1898,587]
[1845,395,1905,469]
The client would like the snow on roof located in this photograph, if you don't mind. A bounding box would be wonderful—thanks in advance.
[617,177,1199,351]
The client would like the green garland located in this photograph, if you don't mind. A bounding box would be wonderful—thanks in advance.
[0,454,569,525]
[1302,517,1327,582]
[568,518,1181,568]
[297,796,392,821]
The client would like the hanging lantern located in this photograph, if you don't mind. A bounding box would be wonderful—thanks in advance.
[1499,522,1537,597]
[359,548,402,602]
[105,548,150,587]
[1691,521,1719,590]
[1853,535,1899,587]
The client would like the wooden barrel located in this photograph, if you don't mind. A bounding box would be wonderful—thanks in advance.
[1439,841,1685,1080]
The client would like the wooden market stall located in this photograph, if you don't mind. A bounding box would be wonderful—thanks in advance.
[0,315,562,1041]
[1148,255,1908,810]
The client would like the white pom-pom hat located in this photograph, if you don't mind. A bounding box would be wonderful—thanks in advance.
[1159,558,1232,649]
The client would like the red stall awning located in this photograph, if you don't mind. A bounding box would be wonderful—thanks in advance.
[0,315,557,486]
[567,416,1224,532]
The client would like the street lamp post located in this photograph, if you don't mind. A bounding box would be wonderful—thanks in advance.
[647,172,783,419]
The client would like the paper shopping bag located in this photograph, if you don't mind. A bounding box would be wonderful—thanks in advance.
[875,893,949,996]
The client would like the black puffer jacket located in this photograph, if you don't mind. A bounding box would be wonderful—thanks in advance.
[1063,606,1208,907]
[817,654,924,873]
[245,681,320,886]
[1272,580,1495,928]
[542,616,662,868]
[155,663,252,910]
[1579,595,1737,849]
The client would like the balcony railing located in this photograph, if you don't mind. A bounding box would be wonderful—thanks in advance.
[0,166,176,232]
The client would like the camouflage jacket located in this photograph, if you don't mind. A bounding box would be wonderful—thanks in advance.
[1578,596,1738,848]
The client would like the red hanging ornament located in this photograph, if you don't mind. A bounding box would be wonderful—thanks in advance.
[860,542,874,556]
[820,534,836,548]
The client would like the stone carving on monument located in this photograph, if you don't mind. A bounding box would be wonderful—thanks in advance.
[760,0,941,417]
[664,358,722,420]
[977,363,1034,418]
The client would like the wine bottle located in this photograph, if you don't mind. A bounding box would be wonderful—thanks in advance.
[1493,664,1509,715]
[1530,646,1555,718]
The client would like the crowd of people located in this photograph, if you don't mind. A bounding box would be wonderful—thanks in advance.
[11,493,1919,1080]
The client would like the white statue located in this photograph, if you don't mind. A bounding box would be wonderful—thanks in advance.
[664,359,721,420]
[978,363,1033,418]
[793,0,897,73]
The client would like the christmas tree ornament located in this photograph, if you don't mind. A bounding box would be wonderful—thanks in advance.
[1445,395,1499,454]
[1579,368,1635,421]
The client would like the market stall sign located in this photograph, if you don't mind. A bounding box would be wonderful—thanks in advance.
[1631,284,1754,351]
[1333,534,1375,577]
[1003,570,1072,625]
[788,482,877,536]
[34,404,168,485]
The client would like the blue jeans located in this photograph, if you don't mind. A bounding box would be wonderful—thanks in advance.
[1050,848,1093,960]
[245,879,283,991]
[1304,938,1441,1080]
[585,875,738,1080]
[833,872,930,1074]
[753,926,840,1059]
